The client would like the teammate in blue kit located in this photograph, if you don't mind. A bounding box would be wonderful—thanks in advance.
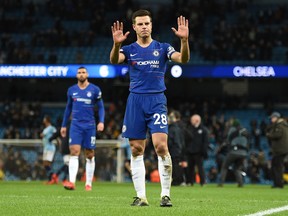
[110,9,190,206]
[60,66,105,191]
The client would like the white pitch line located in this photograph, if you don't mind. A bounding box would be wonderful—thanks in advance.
[244,205,288,216]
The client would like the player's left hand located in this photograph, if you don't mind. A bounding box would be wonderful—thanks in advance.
[111,21,130,45]
[97,122,104,132]
[171,15,189,40]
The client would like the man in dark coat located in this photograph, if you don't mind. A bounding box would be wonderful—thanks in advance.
[185,114,209,186]
[266,111,288,188]
[168,110,186,186]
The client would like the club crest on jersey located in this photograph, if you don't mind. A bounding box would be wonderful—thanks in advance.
[87,91,92,97]
[153,50,159,56]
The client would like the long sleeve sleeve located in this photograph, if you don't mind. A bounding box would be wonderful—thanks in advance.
[96,99,105,123]
[61,94,72,127]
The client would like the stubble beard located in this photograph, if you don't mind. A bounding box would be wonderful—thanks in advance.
[78,77,87,84]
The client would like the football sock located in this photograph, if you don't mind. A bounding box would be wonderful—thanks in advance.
[158,154,172,197]
[85,157,95,186]
[69,156,79,184]
[131,155,146,198]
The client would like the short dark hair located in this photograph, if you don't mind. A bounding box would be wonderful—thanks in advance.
[78,66,87,71]
[44,115,51,123]
[170,110,181,120]
[132,9,152,24]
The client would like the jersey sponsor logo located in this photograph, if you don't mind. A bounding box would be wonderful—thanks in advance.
[130,53,138,57]
[131,61,137,66]
[74,98,92,104]
[136,60,159,65]
[73,92,78,95]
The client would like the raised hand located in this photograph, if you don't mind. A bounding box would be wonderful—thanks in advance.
[111,21,130,45]
[171,16,189,40]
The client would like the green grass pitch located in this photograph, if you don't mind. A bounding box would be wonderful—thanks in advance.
[0,181,287,216]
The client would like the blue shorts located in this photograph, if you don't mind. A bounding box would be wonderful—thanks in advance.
[122,92,168,139]
[69,123,96,149]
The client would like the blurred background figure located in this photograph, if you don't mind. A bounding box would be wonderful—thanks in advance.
[266,111,288,189]
[168,110,186,186]
[48,119,70,185]
[218,119,249,187]
[0,159,5,180]
[184,114,209,186]
[40,115,57,184]
[118,134,132,182]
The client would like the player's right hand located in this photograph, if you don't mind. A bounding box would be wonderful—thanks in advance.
[60,127,66,138]
[111,21,130,44]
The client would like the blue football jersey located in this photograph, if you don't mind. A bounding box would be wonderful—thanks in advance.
[42,125,57,151]
[120,40,176,93]
[61,83,104,128]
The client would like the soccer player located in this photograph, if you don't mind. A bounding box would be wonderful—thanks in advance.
[60,66,105,191]
[40,115,57,184]
[110,9,190,207]
[48,121,71,185]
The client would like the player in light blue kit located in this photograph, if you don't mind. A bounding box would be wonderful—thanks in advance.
[110,9,190,207]
[40,115,57,184]
[60,66,105,191]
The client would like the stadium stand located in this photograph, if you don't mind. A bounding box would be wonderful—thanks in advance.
[1,0,288,64]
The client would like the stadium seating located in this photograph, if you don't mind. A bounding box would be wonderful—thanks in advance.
[1,0,288,64]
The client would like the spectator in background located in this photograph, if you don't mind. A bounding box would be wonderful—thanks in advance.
[48,120,70,185]
[266,111,288,189]
[118,135,132,181]
[40,115,57,184]
[250,119,261,150]
[0,159,5,180]
[218,119,249,187]
[168,110,186,186]
[207,166,218,183]
[185,114,209,186]
[247,152,261,183]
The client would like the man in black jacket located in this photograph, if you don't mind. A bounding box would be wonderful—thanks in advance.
[185,114,209,186]
[218,119,249,187]
[168,110,186,186]
[266,111,288,188]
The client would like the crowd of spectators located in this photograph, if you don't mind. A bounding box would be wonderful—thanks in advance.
[183,1,288,62]
[1,0,288,64]
[0,96,280,182]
